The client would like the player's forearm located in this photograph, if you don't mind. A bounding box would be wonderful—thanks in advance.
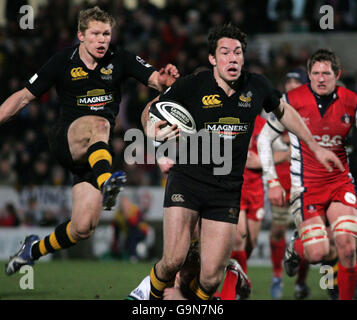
[0,88,34,124]
[141,104,150,133]
[245,151,261,169]
[278,102,318,152]
[141,96,159,135]
[273,150,290,164]
[148,71,163,92]
[148,65,178,92]
[257,124,279,181]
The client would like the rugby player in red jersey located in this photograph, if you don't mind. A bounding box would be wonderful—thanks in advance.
[259,49,357,300]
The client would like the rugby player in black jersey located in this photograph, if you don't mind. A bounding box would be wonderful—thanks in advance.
[141,24,344,300]
[3,6,179,275]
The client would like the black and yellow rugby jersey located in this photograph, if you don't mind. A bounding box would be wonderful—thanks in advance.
[25,44,156,126]
[159,69,281,190]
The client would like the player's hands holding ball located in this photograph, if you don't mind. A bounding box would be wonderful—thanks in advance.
[145,100,196,142]
[147,119,180,142]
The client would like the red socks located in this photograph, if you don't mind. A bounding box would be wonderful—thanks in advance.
[219,251,247,300]
[232,250,247,273]
[338,263,357,300]
[270,238,285,278]
[294,236,305,259]
[220,266,238,300]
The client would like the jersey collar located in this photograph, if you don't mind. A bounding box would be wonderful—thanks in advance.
[208,69,248,96]
[69,43,116,65]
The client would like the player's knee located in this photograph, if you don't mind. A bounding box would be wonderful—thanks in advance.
[306,247,328,264]
[200,264,224,292]
[92,118,110,136]
[247,237,258,251]
[335,235,356,260]
[199,272,221,293]
[271,228,285,241]
[161,255,185,275]
[271,221,287,240]
[234,231,246,249]
[70,220,96,241]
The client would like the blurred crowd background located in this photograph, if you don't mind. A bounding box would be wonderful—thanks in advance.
[0,0,356,236]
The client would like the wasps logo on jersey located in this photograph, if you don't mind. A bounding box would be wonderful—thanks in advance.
[238,91,253,108]
[70,67,88,80]
[100,64,114,80]
[202,94,222,108]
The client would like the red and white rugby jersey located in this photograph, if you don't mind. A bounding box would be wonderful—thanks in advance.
[286,84,357,186]
[242,115,266,189]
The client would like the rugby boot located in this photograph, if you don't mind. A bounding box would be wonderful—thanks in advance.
[271,277,283,299]
[294,282,311,299]
[283,230,301,277]
[225,258,251,300]
[327,286,339,300]
[102,171,126,210]
[5,235,39,275]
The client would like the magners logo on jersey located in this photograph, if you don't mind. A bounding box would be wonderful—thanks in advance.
[204,117,249,139]
[71,67,88,80]
[77,89,114,111]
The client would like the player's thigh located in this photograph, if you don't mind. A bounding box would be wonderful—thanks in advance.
[271,205,290,227]
[200,218,237,277]
[70,182,103,238]
[162,206,199,263]
[298,215,329,262]
[327,202,357,252]
[68,115,110,162]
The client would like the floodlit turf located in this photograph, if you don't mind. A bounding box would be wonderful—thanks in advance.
[0,260,328,300]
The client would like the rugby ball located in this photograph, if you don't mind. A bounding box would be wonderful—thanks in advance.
[149,100,197,135]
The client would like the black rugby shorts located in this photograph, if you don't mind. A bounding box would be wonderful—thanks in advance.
[164,171,241,224]
[48,120,98,189]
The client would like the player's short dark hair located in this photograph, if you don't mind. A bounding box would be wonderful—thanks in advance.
[207,24,247,56]
[78,6,116,33]
[307,49,341,76]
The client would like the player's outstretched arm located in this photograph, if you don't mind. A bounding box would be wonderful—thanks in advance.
[274,99,344,173]
[0,88,36,124]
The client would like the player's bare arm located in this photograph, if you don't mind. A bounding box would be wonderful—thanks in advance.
[147,64,179,92]
[0,88,36,124]
[273,99,344,173]
[257,125,288,207]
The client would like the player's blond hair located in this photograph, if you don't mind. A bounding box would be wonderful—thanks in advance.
[78,6,116,33]
[307,49,341,76]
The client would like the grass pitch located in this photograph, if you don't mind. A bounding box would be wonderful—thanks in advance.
[0,260,328,300]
